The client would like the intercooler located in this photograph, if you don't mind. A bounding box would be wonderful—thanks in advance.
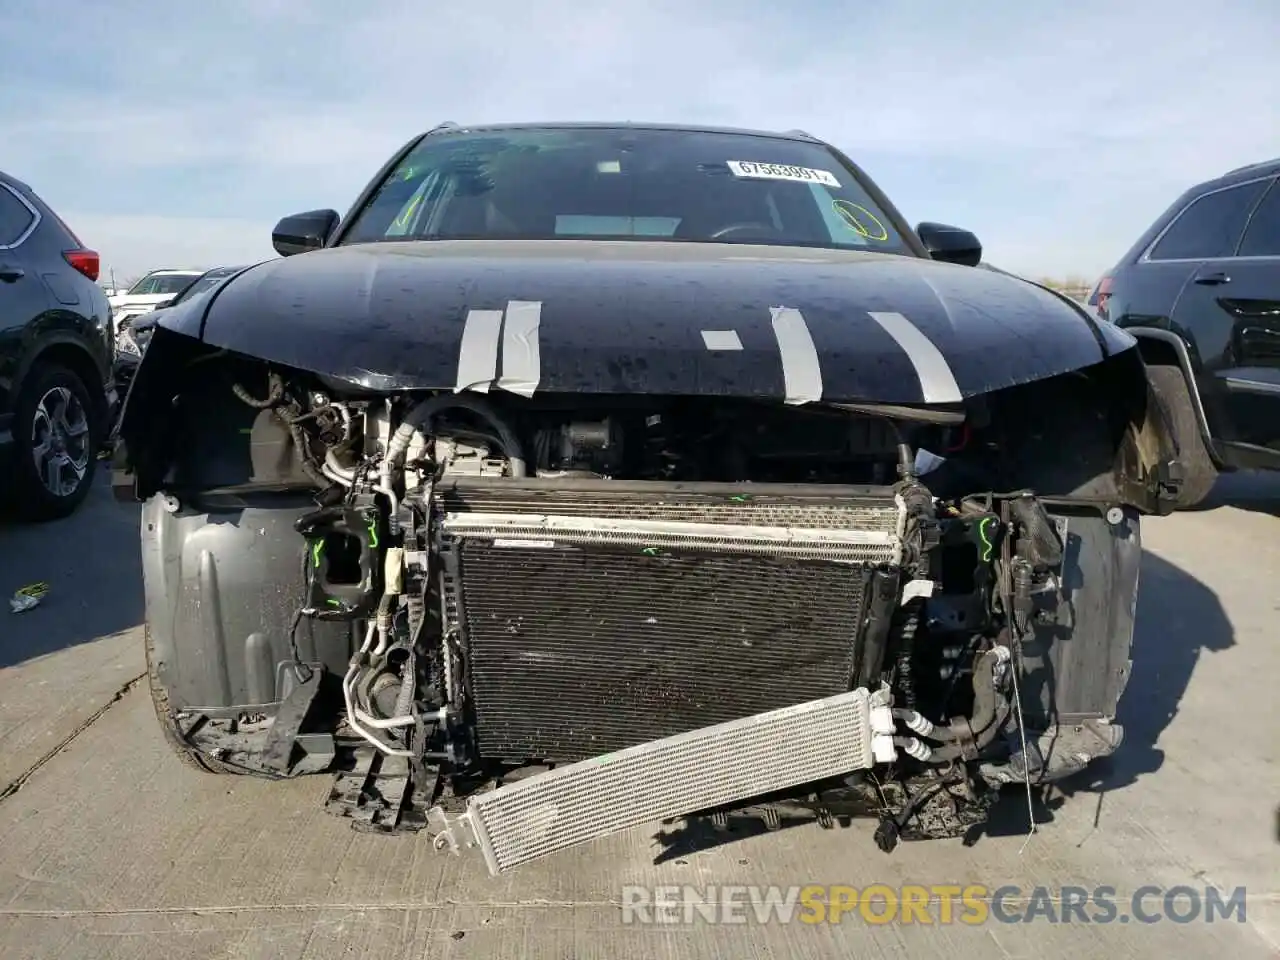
[430,686,884,874]
[434,479,907,763]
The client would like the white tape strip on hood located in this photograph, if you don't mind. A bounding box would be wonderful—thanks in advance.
[496,300,543,397]
[866,311,962,404]
[770,306,823,404]
[454,308,503,393]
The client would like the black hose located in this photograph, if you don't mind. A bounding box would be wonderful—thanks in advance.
[287,420,329,487]
[900,647,1011,764]
[1008,495,1064,570]
[232,373,285,409]
[963,648,1002,738]
[390,394,528,477]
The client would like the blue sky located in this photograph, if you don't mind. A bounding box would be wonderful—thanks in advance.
[2,0,1277,283]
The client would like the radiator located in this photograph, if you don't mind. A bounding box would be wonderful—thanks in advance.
[435,479,906,763]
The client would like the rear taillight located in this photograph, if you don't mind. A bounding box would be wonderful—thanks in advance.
[63,249,100,282]
[1088,273,1114,320]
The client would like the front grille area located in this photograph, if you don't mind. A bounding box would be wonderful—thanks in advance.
[435,479,904,763]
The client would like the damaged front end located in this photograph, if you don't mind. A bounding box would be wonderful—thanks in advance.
[116,325,1175,873]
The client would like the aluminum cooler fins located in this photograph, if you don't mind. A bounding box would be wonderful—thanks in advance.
[428,687,888,874]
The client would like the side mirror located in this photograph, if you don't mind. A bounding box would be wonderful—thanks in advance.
[272,209,340,257]
[154,297,176,309]
[917,222,982,267]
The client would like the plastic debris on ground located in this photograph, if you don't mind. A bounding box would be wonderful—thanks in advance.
[9,582,49,613]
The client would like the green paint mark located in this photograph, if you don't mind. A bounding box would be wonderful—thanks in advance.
[978,517,995,562]
[642,547,660,556]
[311,539,323,568]
[239,428,254,434]
[729,494,749,502]
[368,520,379,549]
[327,597,342,607]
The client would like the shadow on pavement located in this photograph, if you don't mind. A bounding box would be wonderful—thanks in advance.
[967,547,1233,840]
[1193,469,1280,517]
[0,475,141,668]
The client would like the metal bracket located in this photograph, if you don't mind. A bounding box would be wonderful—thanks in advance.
[426,805,482,857]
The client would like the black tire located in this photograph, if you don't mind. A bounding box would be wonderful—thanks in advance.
[10,363,101,520]
[145,623,242,775]
[1146,363,1217,509]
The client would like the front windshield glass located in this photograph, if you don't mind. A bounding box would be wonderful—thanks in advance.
[175,272,230,303]
[341,127,911,254]
[127,273,199,296]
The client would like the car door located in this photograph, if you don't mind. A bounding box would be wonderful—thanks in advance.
[0,181,54,429]
[1167,176,1280,454]
[1136,176,1267,449]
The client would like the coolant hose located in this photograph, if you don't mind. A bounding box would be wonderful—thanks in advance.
[893,646,1012,761]
[1008,495,1064,570]
[961,647,1004,739]
[388,394,528,477]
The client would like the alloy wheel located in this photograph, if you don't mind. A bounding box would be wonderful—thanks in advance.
[30,385,90,498]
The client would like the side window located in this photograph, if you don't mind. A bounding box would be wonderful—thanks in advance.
[0,186,35,247]
[1237,179,1280,257]
[1148,179,1268,261]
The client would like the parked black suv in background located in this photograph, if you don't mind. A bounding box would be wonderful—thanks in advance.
[1091,158,1280,508]
[0,170,115,519]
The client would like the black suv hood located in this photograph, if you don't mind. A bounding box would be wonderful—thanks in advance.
[161,240,1134,404]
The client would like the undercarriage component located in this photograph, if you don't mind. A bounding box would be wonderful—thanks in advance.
[428,687,886,875]
[325,747,439,833]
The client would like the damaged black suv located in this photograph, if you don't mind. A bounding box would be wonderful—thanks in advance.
[114,122,1180,874]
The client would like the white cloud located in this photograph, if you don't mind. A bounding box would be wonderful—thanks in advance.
[5,0,1278,279]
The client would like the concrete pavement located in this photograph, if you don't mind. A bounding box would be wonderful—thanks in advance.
[0,474,1276,958]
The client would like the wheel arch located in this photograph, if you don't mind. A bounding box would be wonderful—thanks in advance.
[1126,326,1216,454]
[16,337,109,428]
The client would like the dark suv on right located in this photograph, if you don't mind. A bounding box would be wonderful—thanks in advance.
[1091,158,1280,508]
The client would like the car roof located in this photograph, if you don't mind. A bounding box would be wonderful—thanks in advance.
[0,169,33,192]
[1166,157,1280,211]
[419,120,825,144]
[1111,156,1280,268]
[1215,157,1280,186]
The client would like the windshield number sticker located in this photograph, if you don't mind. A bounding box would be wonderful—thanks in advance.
[726,161,840,188]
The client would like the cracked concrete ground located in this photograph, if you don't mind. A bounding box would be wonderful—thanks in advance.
[0,474,1277,959]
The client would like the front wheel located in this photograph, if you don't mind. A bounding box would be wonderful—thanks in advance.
[11,364,101,520]
[1146,363,1217,509]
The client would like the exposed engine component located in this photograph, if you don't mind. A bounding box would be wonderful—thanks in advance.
[136,361,1137,874]
[535,418,623,476]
